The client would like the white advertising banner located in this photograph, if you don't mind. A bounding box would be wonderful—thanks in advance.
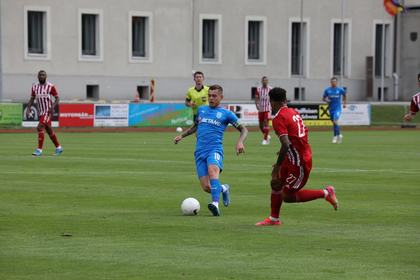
[339,104,371,126]
[226,104,259,125]
[94,104,129,127]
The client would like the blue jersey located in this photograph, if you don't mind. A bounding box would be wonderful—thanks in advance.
[195,105,240,159]
[323,87,346,112]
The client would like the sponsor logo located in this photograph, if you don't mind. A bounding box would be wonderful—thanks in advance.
[201,117,222,126]
[60,112,93,118]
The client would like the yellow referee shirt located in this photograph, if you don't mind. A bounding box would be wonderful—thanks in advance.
[185,86,209,115]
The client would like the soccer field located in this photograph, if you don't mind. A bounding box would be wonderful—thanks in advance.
[0,130,419,280]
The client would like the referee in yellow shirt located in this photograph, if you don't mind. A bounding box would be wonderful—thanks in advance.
[185,71,209,121]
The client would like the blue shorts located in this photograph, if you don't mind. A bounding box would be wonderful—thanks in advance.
[195,151,224,178]
[329,110,342,121]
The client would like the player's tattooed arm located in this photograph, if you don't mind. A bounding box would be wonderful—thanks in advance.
[276,135,290,165]
[173,123,197,144]
[271,135,290,183]
[235,124,248,155]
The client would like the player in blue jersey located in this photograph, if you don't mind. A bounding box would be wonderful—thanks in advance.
[323,77,347,143]
[174,84,248,216]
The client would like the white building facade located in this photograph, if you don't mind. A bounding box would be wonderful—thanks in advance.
[0,0,419,102]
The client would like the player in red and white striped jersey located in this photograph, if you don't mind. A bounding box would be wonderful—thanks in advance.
[26,70,63,156]
[403,73,420,122]
[256,87,338,226]
[254,76,272,145]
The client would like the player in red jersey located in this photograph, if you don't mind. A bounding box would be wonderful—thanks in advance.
[26,70,63,156]
[255,76,272,145]
[403,73,420,122]
[256,87,338,226]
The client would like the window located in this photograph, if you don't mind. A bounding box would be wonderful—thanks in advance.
[294,87,305,101]
[248,21,260,59]
[203,19,216,59]
[129,12,153,62]
[332,21,350,76]
[200,14,222,63]
[374,23,391,77]
[137,86,149,100]
[24,6,50,59]
[28,11,44,54]
[79,9,103,61]
[132,17,146,57]
[86,85,99,100]
[290,20,308,76]
[82,14,97,55]
[377,87,388,101]
[245,16,267,64]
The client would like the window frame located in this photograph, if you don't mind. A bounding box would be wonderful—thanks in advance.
[78,8,104,62]
[23,5,51,60]
[199,14,222,64]
[330,19,352,78]
[245,16,267,65]
[128,11,153,63]
[372,20,393,77]
[288,18,310,78]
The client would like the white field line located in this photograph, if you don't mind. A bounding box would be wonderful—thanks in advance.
[313,167,420,175]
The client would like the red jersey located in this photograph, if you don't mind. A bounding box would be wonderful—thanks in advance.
[272,106,312,165]
[410,92,420,113]
[31,82,58,115]
[256,86,272,112]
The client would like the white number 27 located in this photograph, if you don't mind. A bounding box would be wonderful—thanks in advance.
[292,114,306,138]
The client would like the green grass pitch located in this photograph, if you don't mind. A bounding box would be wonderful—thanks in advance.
[0,129,419,279]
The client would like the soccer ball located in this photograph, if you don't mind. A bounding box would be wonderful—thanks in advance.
[176,127,183,132]
[181,197,200,216]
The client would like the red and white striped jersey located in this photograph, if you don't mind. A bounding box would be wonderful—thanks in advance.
[256,86,272,112]
[31,82,58,115]
[410,92,420,113]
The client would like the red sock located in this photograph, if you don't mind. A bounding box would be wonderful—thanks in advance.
[285,189,325,203]
[270,190,283,219]
[38,130,45,149]
[263,127,270,140]
[49,133,60,147]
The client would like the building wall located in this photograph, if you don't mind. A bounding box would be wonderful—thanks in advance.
[0,0,414,102]
[399,8,420,100]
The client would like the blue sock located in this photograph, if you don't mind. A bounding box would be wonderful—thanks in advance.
[333,124,339,136]
[210,179,222,203]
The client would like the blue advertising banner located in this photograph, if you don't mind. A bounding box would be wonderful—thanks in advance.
[129,104,193,127]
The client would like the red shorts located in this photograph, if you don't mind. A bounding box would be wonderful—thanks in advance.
[39,114,52,127]
[258,111,270,124]
[280,158,312,194]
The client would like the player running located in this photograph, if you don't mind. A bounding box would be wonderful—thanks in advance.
[174,84,248,216]
[323,77,346,143]
[25,70,63,156]
[255,76,272,145]
[256,87,338,226]
[403,73,420,122]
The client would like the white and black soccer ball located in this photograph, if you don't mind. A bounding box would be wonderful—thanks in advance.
[181,197,200,216]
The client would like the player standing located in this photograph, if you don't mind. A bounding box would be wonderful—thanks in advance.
[256,87,338,226]
[323,77,346,143]
[185,71,209,122]
[174,85,248,216]
[403,73,420,122]
[255,76,272,145]
[26,70,63,156]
